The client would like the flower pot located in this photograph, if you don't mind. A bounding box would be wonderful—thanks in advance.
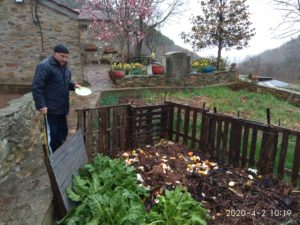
[152,64,164,74]
[111,70,125,78]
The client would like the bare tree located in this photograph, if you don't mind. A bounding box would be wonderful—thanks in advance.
[133,0,185,58]
[272,0,300,38]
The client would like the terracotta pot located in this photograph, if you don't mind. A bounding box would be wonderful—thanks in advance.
[111,70,125,78]
[152,64,164,74]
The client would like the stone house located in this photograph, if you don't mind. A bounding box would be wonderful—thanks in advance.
[0,0,83,85]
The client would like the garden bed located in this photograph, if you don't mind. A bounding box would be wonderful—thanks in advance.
[117,140,300,225]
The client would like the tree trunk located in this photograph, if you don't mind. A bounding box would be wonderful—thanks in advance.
[134,18,144,58]
[217,44,222,70]
[135,40,143,58]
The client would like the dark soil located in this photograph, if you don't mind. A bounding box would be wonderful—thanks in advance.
[117,140,300,225]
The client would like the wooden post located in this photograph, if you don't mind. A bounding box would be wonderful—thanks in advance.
[291,135,300,186]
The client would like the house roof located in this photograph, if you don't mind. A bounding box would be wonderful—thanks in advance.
[39,0,79,19]
[78,10,110,21]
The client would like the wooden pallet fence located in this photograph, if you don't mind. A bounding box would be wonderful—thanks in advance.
[76,104,130,157]
[130,104,168,147]
[77,102,300,186]
[165,102,300,185]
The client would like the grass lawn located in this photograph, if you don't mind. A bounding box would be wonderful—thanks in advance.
[101,86,300,130]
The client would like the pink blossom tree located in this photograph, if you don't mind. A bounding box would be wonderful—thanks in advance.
[79,0,153,67]
[79,0,184,64]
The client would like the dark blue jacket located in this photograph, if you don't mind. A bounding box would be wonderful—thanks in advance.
[32,56,75,115]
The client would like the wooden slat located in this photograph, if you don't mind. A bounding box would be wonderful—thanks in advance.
[258,127,275,175]
[201,112,210,154]
[175,106,182,142]
[228,120,235,164]
[146,108,153,145]
[269,131,279,174]
[191,110,198,149]
[130,106,137,148]
[221,120,229,162]
[277,132,289,179]
[160,106,168,139]
[291,135,300,185]
[119,107,127,151]
[112,107,119,154]
[241,126,250,168]
[215,119,222,160]
[208,117,217,157]
[86,110,93,157]
[248,126,258,168]
[167,102,174,141]
[45,130,88,218]
[233,122,242,167]
[183,106,190,145]
[98,108,109,154]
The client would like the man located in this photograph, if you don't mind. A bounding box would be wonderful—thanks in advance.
[32,43,81,153]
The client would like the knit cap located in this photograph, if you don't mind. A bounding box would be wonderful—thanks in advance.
[53,43,69,54]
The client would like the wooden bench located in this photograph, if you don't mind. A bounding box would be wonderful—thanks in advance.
[43,129,88,219]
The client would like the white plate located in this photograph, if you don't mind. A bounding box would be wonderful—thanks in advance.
[75,87,92,96]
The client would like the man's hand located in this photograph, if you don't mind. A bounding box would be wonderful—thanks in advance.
[39,107,48,114]
[75,83,82,89]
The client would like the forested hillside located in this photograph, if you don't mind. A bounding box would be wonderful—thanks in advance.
[239,35,300,82]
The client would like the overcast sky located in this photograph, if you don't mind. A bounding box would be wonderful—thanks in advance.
[160,0,299,62]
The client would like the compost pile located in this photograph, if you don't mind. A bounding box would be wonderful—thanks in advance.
[117,140,300,225]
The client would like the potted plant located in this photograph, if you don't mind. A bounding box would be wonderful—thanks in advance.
[152,62,164,75]
[110,63,125,78]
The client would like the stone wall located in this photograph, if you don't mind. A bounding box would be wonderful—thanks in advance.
[0,0,83,84]
[230,82,300,106]
[0,93,41,182]
[113,70,235,88]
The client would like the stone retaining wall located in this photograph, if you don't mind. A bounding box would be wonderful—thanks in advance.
[113,70,235,87]
[230,82,300,106]
[0,93,41,182]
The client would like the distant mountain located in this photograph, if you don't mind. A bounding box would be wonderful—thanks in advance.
[239,35,300,82]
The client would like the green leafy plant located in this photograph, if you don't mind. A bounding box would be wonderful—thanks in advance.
[59,154,148,225]
[59,155,208,225]
[145,187,208,225]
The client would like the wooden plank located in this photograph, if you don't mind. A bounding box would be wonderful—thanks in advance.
[146,108,153,145]
[191,110,198,149]
[221,120,229,162]
[130,106,137,148]
[208,117,217,158]
[164,101,207,113]
[46,130,88,218]
[112,107,119,154]
[233,122,242,167]
[269,131,279,174]
[183,106,190,145]
[167,102,174,140]
[134,104,167,110]
[85,110,93,157]
[277,132,289,179]
[241,126,250,168]
[248,126,258,168]
[98,108,109,154]
[215,119,222,160]
[258,127,276,175]
[175,106,182,143]
[291,135,300,186]
[160,106,168,139]
[200,111,209,153]
[119,106,127,151]
[228,120,235,164]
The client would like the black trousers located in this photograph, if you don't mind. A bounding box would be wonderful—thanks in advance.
[44,114,68,153]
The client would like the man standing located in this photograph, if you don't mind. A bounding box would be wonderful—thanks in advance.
[32,43,80,153]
